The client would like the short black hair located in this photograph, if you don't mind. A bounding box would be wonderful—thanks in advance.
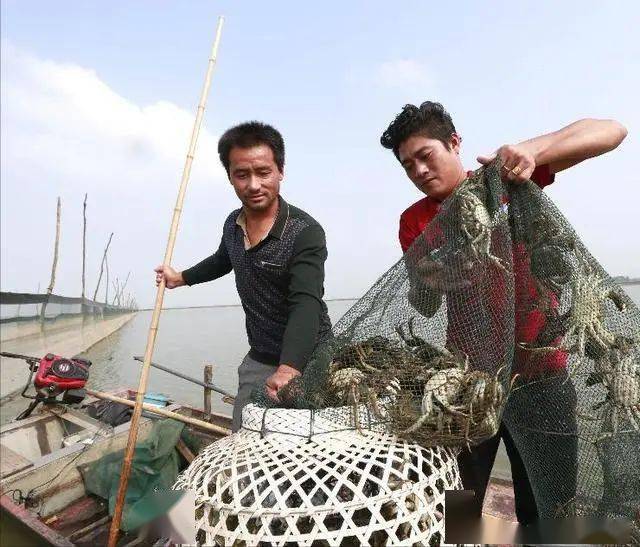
[217,121,285,175]
[380,101,457,160]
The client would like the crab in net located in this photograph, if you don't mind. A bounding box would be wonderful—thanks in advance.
[455,178,509,272]
[398,356,512,446]
[326,319,458,430]
[459,367,515,441]
[327,336,404,430]
[527,212,575,293]
[394,317,460,366]
[593,350,640,439]
[521,267,629,371]
[400,354,470,436]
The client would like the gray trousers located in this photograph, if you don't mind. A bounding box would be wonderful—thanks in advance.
[232,353,276,432]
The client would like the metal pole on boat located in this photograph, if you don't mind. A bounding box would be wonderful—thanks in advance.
[132,355,236,399]
[107,17,225,547]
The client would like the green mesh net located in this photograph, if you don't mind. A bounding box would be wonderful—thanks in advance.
[252,160,640,524]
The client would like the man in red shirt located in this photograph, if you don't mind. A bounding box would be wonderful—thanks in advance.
[380,102,627,523]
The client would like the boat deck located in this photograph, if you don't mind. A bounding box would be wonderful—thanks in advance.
[1,392,520,545]
[1,390,231,546]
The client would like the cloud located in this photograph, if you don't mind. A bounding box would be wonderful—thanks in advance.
[374,59,433,89]
[1,43,223,186]
[1,42,236,307]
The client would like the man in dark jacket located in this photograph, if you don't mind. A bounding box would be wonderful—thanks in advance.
[156,122,331,431]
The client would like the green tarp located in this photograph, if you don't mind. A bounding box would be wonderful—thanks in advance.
[82,419,185,531]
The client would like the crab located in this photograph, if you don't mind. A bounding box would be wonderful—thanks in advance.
[328,366,366,403]
[412,251,476,293]
[521,270,627,367]
[331,335,404,373]
[527,212,575,294]
[401,355,470,435]
[327,349,401,430]
[459,368,513,442]
[456,184,509,272]
[596,352,640,439]
[395,317,459,369]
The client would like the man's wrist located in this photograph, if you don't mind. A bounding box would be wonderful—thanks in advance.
[178,269,190,287]
[277,363,301,374]
[518,136,551,166]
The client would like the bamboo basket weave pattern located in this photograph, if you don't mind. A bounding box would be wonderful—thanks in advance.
[175,404,462,546]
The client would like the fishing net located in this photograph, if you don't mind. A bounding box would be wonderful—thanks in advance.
[253,160,640,525]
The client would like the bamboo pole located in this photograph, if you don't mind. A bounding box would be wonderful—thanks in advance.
[40,197,61,324]
[92,232,113,302]
[85,389,231,436]
[107,17,225,547]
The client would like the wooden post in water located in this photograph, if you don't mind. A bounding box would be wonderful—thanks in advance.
[35,282,41,317]
[81,194,88,321]
[204,364,213,419]
[118,271,131,307]
[105,255,110,305]
[40,197,61,325]
[107,17,225,547]
[81,194,88,299]
[92,232,113,302]
[111,277,120,306]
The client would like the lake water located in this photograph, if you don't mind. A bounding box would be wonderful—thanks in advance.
[81,300,357,416]
[81,285,640,416]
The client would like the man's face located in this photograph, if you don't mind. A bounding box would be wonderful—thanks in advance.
[228,144,282,212]
[398,133,464,201]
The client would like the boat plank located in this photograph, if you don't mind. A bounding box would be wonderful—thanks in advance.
[484,478,517,522]
[1,494,74,547]
[0,444,32,478]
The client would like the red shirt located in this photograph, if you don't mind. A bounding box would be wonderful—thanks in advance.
[399,165,567,375]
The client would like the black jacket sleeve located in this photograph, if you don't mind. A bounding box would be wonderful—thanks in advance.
[181,235,232,286]
[279,224,327,370]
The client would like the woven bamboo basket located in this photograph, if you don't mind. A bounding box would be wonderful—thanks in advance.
[175,403,462,546]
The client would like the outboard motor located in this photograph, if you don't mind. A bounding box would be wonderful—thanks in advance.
[0,351,91,419]
[34,353,91,401]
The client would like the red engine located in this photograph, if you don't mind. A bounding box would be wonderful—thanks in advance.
[34,353,91,397]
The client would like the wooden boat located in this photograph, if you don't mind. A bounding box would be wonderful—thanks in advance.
[1,387,520,546]
[0,389,231,546]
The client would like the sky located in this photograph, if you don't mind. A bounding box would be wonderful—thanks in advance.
[2,1,639,309]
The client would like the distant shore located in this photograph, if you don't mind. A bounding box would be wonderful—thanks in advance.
[613,276,640,285]
[143,279,640,311]
[140,297,358,312]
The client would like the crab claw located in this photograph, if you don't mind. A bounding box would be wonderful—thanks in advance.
[386,378,401,394]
